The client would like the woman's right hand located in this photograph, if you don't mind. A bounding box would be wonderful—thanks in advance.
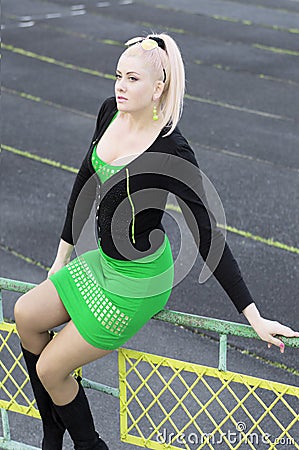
[47,239,74,278]
[47,256,70,278]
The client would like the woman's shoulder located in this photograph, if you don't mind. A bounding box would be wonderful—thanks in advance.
[159,125,198,166]
[92,96,118,137]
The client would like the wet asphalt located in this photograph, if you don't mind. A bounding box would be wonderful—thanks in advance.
[1,0,299,448]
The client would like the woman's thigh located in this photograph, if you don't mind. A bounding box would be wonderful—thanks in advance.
[37,320,113,382]
[14,278,71,333]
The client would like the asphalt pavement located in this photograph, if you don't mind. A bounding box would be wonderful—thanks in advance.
[1,0,299,448]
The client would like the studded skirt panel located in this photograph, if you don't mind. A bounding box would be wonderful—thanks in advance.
[49,145,174,350]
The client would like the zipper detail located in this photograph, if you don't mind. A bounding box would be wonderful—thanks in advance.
[126,168,136,244]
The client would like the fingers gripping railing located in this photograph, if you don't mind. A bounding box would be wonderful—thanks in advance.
[0,277,298,450]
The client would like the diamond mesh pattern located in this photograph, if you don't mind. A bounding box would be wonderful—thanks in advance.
[118,348,299,449]
[0,322,81,418]
[0,323,39,418]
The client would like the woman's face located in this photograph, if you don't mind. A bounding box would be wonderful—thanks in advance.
[114,54,160,114]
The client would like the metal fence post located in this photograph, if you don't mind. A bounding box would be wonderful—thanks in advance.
[218,333,227,371]
[1,408,11,442]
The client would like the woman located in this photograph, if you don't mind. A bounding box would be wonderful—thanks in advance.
[14,33,298,450]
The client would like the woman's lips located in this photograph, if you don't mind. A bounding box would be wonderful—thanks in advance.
[117,96,128,101]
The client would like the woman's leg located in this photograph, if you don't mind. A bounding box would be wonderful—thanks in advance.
[36,320,112,449]
[14,278,71,354]
[36,319,112,405]
[14,278,72,449]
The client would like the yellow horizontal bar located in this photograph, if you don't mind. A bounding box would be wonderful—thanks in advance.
[0,400,40,419]
[0,322,17,332]
[120,348,299,395]
[122,433,180,449]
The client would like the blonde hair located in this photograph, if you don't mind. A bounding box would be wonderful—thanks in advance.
[122,32,185,137]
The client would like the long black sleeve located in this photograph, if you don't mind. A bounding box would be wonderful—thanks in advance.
[60,98,111,244]
[60,155,96,245]
[169,138,254,314]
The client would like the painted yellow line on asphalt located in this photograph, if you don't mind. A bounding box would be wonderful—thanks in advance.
[5,86,298,174]
[253,43,299,56]
[211,14,299,34]
[194,142,299,174]
[2,43,115,80]
[41,23,122,47]
[194,59,299,86]
[2,86,95,119]
[151,3,299,34]
[0,244,50,271]
[2,144,78,173]
[185,93,292,121]
[3,43,292,121]
[139,21,185,34]
[4,145,298,256]
[222,225,299,254]
[166,205,299,255]
[41,23,298,87]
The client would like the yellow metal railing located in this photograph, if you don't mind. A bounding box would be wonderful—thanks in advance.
[0,321,81,420]
[1,277,298,449]
[1,322,40,419]
[118,349,299,449]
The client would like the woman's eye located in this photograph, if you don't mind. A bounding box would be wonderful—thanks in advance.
[115,74,138,81]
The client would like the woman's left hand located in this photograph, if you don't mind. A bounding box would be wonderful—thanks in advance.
[251,317,299,353]
[242,303,299,353]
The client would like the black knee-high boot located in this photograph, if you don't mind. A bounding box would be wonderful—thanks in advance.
[20,331,65,450]
[52,376,109,450]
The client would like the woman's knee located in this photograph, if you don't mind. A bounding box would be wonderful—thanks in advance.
[14,280,70,333]
[14,293,31,328]
[36,353,67,390]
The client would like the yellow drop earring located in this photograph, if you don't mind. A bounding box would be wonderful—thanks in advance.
[153,104,159,121]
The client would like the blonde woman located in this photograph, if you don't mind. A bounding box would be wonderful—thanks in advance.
[14,33,299,450]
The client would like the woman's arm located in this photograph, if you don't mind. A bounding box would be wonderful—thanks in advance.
[60,155,96,245]
[169,138,299,350]
[47,98,113,276]
[169,141,254,313]
[60,97,113,245]
[48,239,74,277]
[55,238,74,262]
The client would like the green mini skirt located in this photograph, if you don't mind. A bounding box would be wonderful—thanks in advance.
[49,234,174,350]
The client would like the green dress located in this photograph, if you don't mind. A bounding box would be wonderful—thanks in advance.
[49,113,174,350]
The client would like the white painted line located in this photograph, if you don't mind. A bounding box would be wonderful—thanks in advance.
[18,21,35,27]
[96,2,110,7]
[45,13,62,19]
[70,10,86,15]
[1,24,5,30]
[119,0,133,4]
[70,4,85,10]
[20,16,33,21]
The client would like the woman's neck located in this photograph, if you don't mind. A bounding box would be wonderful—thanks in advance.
[118,106,163,133]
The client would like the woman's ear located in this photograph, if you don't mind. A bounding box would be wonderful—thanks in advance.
[153,80,164,101]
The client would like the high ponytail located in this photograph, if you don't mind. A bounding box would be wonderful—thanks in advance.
[154,32,186,137]
[123,32,186,137]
